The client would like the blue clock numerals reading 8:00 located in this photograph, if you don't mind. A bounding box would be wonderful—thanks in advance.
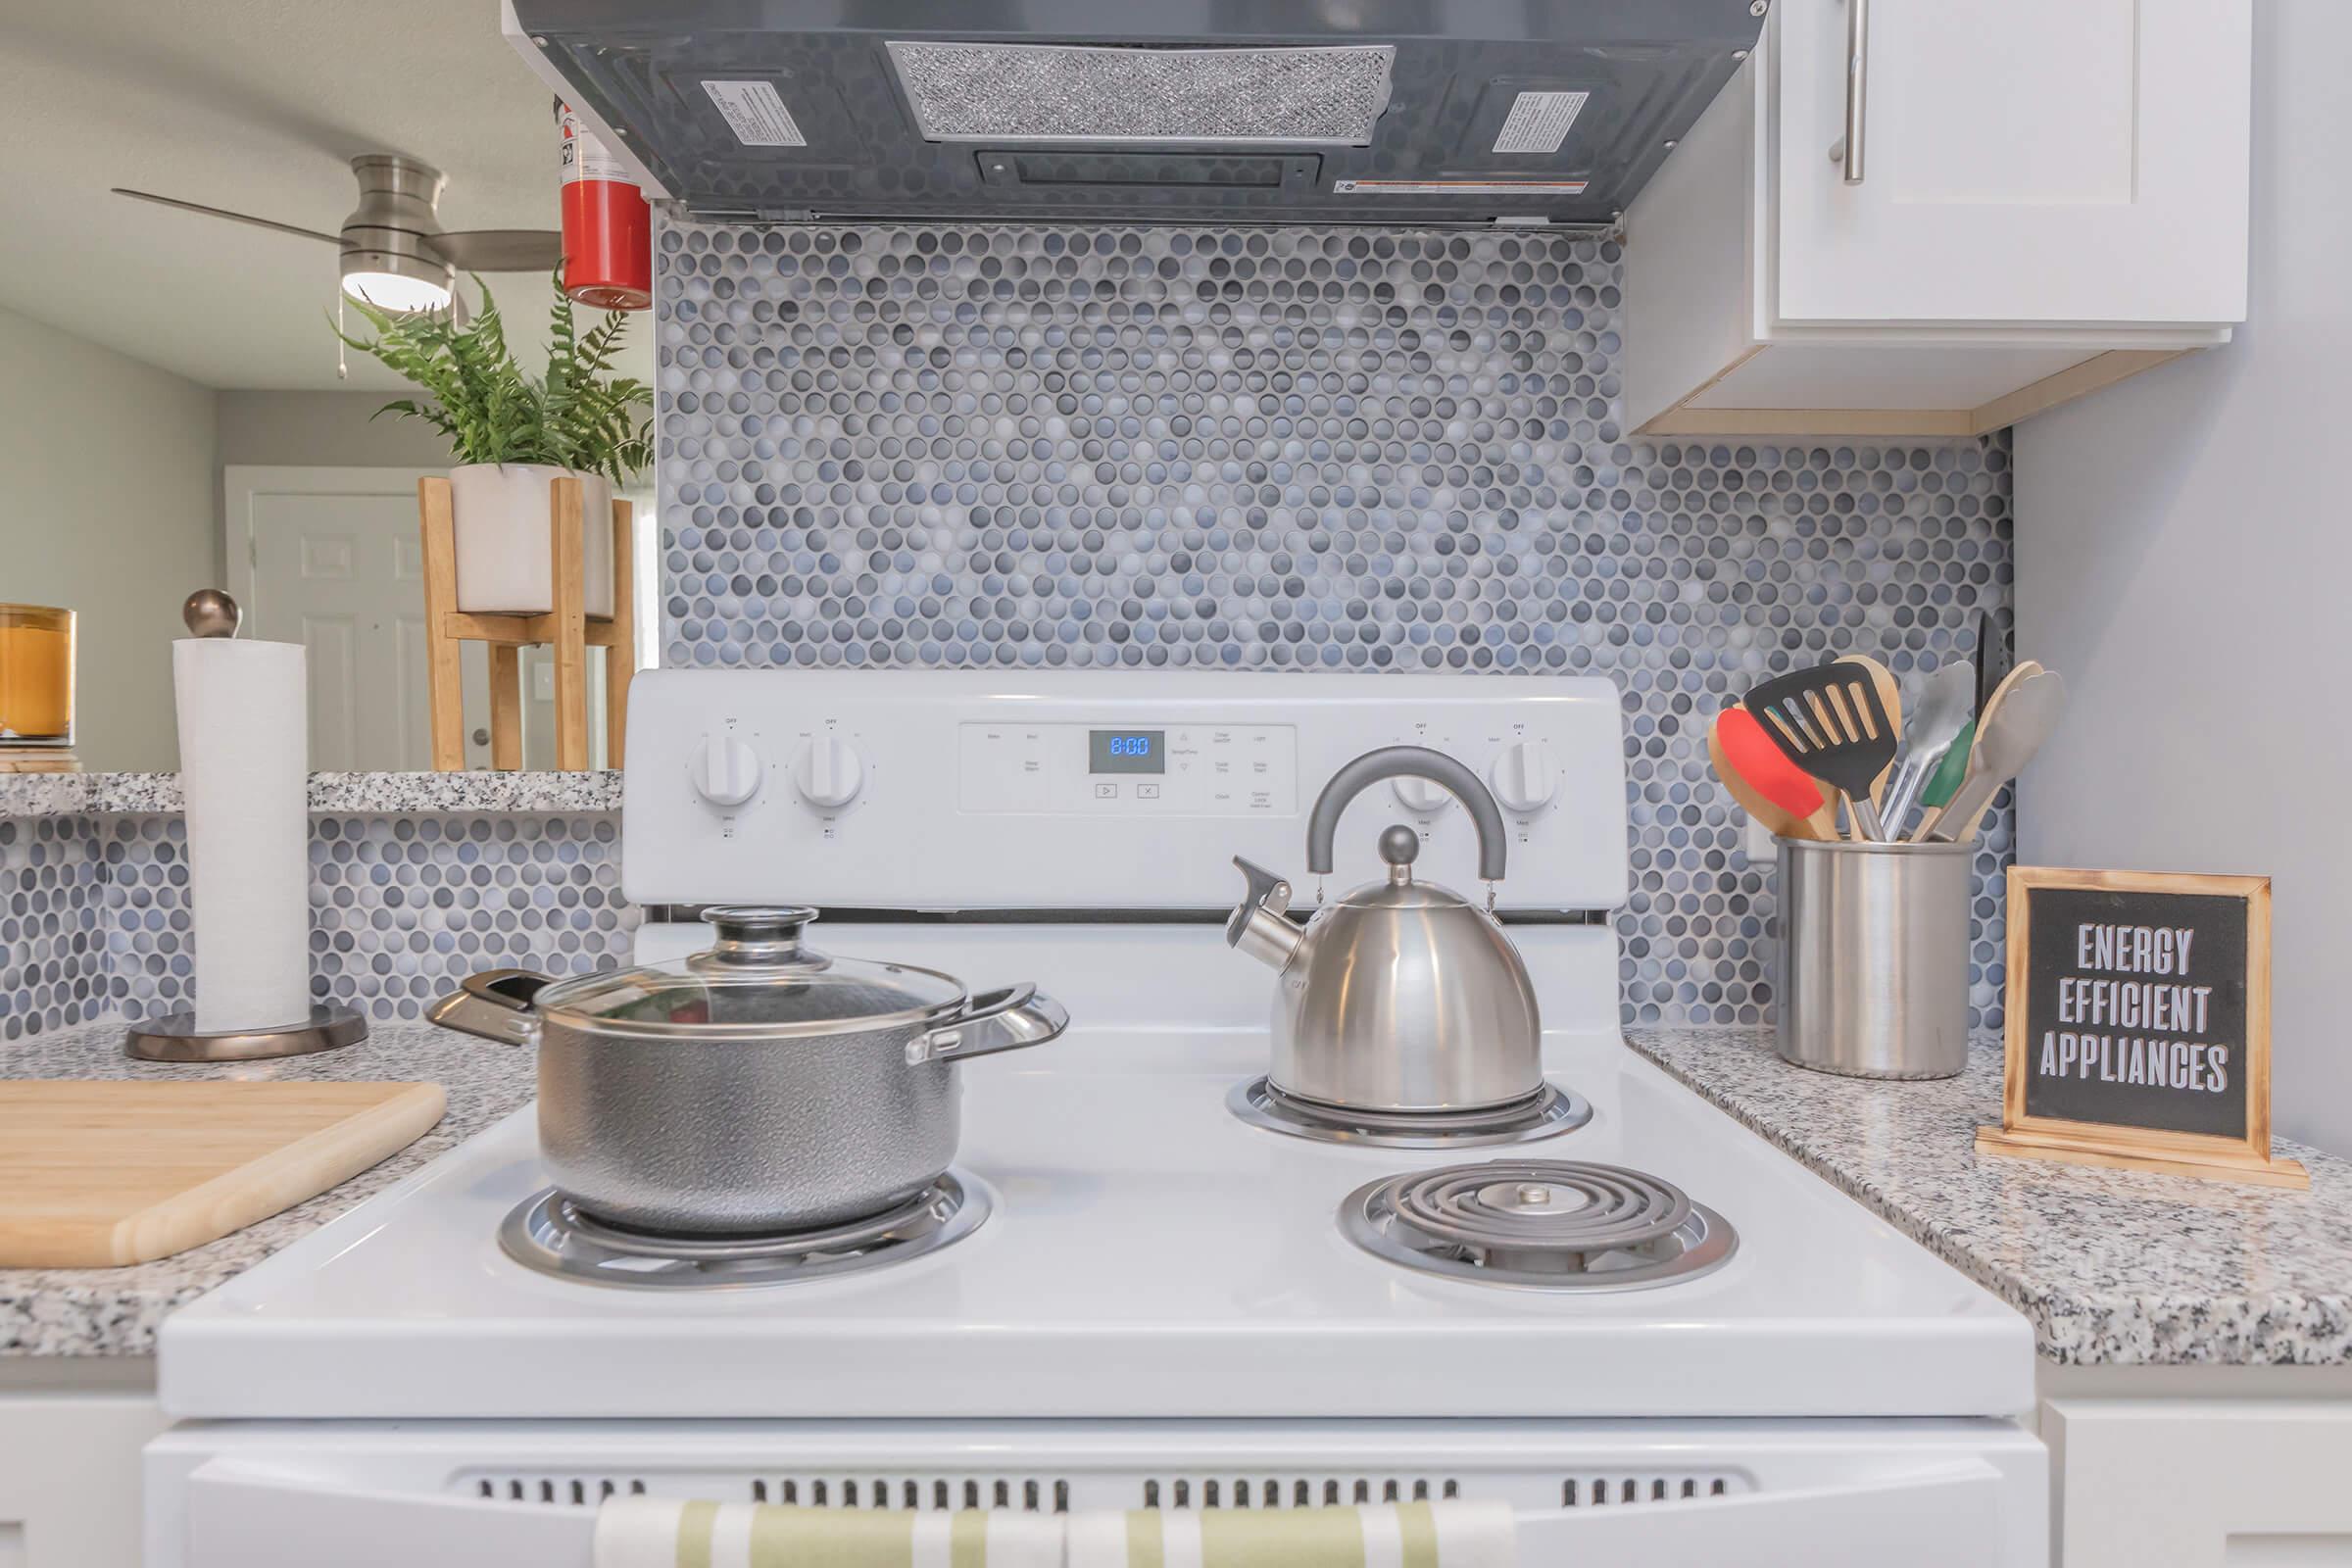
[1089,728,1167,774]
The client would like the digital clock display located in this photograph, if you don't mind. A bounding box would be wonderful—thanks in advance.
[1088,730,1165,774]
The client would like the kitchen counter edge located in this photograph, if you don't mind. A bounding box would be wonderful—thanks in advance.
[0,770,619,816]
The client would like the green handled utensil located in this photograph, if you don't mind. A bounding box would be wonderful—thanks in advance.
[1919,717,1973,809]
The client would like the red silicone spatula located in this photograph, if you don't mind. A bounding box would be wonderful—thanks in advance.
[1710,706,1839,842]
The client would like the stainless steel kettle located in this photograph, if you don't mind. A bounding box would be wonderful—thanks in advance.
[1226,746,1543,1114]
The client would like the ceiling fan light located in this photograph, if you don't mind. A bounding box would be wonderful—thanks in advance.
[341,268,453,315]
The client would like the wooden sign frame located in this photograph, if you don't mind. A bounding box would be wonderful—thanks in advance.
[1977,866,2306,1189]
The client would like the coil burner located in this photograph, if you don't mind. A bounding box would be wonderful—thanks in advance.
[1229,1078,1592,1149]
[1340,1159,1736,1291]
[500,1173,991,1290]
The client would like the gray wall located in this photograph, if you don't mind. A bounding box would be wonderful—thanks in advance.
[0,367,476,773]
[215,389,459,469]
[2016,0,2347,1153]
[0,305,219,771]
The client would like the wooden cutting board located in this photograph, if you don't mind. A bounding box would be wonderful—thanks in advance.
[0,1080,447,1267]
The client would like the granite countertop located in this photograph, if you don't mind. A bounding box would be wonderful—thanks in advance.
[1625,1028,2352,1367]
[13,1018,2350,1366]
[0,1018,535,1358]
[0,769,619,815]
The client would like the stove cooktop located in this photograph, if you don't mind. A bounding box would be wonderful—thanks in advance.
[159,1030,2032,1423]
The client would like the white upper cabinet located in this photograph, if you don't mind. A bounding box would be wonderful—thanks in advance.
[1626,0,2252,436]
[1775,0,2248,327]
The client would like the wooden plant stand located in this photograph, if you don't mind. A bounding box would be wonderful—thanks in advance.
[416,475,633,771]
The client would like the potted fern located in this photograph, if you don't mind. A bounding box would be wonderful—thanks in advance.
[338,276,651,616]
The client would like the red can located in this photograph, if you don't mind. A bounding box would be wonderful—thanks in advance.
[558,103,651,311]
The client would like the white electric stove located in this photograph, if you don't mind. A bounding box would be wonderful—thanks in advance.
[145,672,2046,1567]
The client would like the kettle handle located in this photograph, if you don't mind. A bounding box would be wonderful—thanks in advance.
[1305,746,1508,882]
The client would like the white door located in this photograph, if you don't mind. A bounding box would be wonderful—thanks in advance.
[1769,0,2250,326]
[223,466,489,771]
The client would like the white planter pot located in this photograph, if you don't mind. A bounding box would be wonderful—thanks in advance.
[447,464,616,617]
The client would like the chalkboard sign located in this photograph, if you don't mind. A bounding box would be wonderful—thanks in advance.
[1977,868,2304,1189]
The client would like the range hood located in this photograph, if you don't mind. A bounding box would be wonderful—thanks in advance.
[504,1,1766,226]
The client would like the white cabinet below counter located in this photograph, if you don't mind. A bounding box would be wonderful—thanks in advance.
[2046,1391,2352,1565]
[0,1374,165,1568]
[1626,0,2251,438]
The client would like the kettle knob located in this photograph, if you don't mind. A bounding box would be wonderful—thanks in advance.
[1378,824,1421,866]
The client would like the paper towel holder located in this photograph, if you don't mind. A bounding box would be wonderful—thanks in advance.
[125,589,372,1063]
[126,1004,369,1063]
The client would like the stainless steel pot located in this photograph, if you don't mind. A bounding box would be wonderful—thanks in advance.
[427,906,1068,1235]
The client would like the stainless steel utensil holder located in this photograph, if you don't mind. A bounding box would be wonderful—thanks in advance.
[1777,838,1974,1080]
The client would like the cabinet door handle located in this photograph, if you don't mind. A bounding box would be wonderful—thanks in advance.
[1827,0,1870,183]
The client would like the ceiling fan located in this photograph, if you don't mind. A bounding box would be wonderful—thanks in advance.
[113,154,562,315]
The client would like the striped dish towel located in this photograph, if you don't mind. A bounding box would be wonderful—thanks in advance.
[594,1498,1065,1568]
[1065,1502,1518,1568]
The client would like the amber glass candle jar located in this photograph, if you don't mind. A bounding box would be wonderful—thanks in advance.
[0,605,74,746]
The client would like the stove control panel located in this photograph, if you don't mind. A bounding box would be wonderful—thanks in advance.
[958,721,1298,817]
[623,670,1628,912]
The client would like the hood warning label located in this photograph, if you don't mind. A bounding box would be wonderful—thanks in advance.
[1493,90,1591,155]
[702,79,808,148]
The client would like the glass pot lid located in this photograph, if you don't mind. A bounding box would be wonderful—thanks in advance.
[533,906,967,1038]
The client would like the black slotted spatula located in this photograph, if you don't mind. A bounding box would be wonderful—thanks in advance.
[1743,662,1899,841]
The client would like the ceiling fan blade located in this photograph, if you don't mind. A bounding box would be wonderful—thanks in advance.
[111,187,341,247]
[425,229,564,271]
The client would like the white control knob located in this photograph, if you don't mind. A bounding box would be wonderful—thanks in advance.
[1488,741,1559,815]
[792,733,866,809]
[691,733,762,809]
[1391,774,1456,815]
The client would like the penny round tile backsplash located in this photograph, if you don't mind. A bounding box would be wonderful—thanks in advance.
[654,220,2015,1030]
[102,815,635,1024]
[0,816,108,1041]
[0,220,2013,1037]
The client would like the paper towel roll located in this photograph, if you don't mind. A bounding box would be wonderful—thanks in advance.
[173,638,312,1032]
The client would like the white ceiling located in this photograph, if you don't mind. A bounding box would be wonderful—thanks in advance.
[0,0,655,390]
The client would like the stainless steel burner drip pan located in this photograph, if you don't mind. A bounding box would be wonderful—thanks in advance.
[1229,1077,1592,1149]
[500,1173,991,1290]
[1341,1158,1737,1292]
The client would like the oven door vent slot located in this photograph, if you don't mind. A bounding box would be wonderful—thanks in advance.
[1562,1473,1740,1505]
[475,1475,648,1504]
[758,1476,1068,1512]
[467,1471,1074,1511]
[463,1467,1746,1513]
[1147,1476,1464,1509]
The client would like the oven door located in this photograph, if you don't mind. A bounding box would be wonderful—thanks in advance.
[148,1419,2047,1568]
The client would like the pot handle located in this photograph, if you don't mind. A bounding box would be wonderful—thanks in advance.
[425,968,553,1046]
[907,984,1071,1065]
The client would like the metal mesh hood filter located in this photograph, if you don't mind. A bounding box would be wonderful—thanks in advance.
[885,41,1393,145]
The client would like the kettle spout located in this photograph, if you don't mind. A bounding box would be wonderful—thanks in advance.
[1226,857,1303,972]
